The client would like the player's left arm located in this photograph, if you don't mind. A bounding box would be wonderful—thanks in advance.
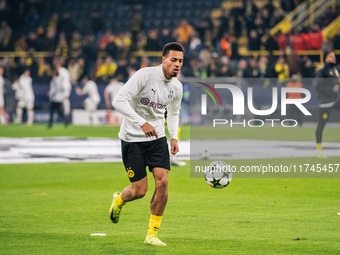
[167,85,183,155]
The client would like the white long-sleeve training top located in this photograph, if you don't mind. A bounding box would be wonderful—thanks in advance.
[105,81,124,101]
[19,75,34,101]
[58,67,71,98]
[0,76,4,96]
[113,64,182,142]
[82,80,100,104]
[49,76,63,103]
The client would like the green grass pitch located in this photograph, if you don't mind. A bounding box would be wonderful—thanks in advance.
[0,124,340,254]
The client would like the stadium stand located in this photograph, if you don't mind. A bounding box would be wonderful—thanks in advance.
[0,0,339,117]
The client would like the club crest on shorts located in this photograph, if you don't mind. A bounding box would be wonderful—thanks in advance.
[127,168,135,178]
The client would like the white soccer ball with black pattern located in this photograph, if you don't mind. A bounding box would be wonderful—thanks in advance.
[204,161,232,189]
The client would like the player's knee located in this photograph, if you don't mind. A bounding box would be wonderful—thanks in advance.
[133,186,147,199]
[156,178,168,191]
[134,190,147,199]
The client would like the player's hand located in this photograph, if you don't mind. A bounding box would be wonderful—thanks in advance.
[170,139,179,155]
[47,92,51,97]
[75,87,82,95]
[333,85,339,92]
[142,122,158,138]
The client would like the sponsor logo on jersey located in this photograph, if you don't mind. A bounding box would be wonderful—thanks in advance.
[140,98,166,109]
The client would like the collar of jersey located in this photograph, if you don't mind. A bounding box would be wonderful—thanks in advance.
[158,64,172,84]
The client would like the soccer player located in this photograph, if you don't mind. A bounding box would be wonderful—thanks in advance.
[75,76,100,125]
[315,50,340,158]
[15,70,35,125]
[0,66,5,125]
[104,77,124,109]
[47,71,64,128]
[109,42,184,246]
[54,58,71,126]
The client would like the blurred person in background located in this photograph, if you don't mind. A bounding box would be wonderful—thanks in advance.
[104,77,124,110]
[145,29,162,52]
[55,32,69,59]
[315,51,340,158]
[248,30,261,51]
[15,57,29,78]
[57,12,75,42]
[68,58,85,85]
[174,19,194,45]
[130,13,143,46]
[264,33,279,52]
[11,76,21,109]
[47,71,64,128]
[0,20,12,51]
[160,28,173,46]
[309,24,323,50]
[15,69,34,125]
[290,29,305,52]
[249,58,260,78]
[91,12,105,40]
[0,66,5,124]
[275,30,288,51]
[257,56,268,78]
[70,31,82,58]
[333,29,340,50]
[286,46,301,75]
[235,59,250,78]
[275,55,289,82]
[300,56,315,78]
[96,56,118,83]
[54,58,71,126]
[36,57,52,83]
[75,76,100,125]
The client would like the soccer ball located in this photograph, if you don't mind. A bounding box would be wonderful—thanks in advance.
[204,161,232,189]
[199,149,211,160]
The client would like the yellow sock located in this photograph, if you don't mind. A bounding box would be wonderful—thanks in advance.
[114,193,126,208]
[316,143,322,150]
[147,214,163,236]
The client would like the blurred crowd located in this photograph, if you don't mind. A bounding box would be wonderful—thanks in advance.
[0,0,340,85]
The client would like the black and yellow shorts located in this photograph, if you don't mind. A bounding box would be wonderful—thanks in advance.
[121,137,170,182]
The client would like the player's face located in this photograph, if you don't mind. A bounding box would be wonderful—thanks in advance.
[325,52,336,64]
[162,50,184,79]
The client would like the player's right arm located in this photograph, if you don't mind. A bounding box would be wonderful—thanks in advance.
[75,86,83,96]
[113,69,157,138]
[104,86,112,109]
[48,79,55,98]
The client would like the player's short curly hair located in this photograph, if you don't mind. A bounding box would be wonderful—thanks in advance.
[162,42,184,56]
